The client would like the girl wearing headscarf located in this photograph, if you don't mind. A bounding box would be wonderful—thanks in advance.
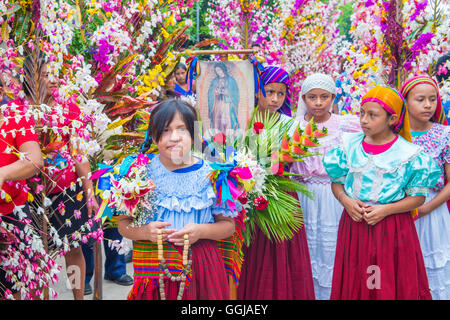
[401,75,450,300]
[291,73,361,299]
[323,86,440,299]
[237,66,315,300]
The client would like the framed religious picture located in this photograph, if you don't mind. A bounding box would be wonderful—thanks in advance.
[197,60,255,139]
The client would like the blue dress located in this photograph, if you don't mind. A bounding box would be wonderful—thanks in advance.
[322,132,441,300]
[174,83,193,97]
[144,155,237,229]
[128,155,238,300]
[323,132,440,205]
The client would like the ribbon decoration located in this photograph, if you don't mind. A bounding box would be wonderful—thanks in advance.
[185,56,200,94]
[90,153,154,221]
[208,158,253,213]
[202,136,217,157]
[91,163,117,222]
[250,56,266,97]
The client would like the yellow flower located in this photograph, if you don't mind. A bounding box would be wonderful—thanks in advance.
[161,28,169,39]
[143,76,152,87]
[169,51,176,60]
[87,8,98,15]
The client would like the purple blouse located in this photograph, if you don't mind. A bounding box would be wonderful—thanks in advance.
[291,113,361,182]
[411,123,450,192]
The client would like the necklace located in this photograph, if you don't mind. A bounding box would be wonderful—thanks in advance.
[157,230,192,300]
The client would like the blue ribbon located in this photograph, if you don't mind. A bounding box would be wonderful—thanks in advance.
[98,176,112,191]
[119,155,138,177]
[202,136,217,157]
[186,56,198,94]
[45,152,67,167]
[250,56,266,97]
[139,129,151,153]
[118,153,154,178]
[210,162,237,205]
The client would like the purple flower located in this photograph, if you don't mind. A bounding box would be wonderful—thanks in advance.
[410,0,428,21]
[93,39,115,67]
[410,32,434,52]
[291,0,307,16]
[365,0,375,7]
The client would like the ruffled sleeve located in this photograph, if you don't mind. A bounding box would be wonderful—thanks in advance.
[211,200,241,218]
[322,145,349,184]
[404,152,441,197]
[145,157,239,229]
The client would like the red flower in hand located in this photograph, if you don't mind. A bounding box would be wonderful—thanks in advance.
[213,132,226,145]
[253,196,269,210]
[271,162,285,176]
[253,122,264,134]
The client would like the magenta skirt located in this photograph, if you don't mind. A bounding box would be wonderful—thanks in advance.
[129,239,230,300]
[237,224,315,300]
[330,209,432,300]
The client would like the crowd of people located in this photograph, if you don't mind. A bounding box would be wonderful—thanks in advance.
[0,45,449,301]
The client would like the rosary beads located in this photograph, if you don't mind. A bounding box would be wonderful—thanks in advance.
[157,230,192,300]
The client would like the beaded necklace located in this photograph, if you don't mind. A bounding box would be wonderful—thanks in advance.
[157,230,192,300]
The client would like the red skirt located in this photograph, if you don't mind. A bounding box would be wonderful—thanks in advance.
[129,239,229,300]
[331,209,432,300]
[237,224,315,300]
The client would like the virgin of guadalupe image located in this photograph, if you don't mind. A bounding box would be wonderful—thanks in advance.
[207,62,240,133]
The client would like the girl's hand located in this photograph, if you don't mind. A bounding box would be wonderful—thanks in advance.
[341,195,366,222]
[363,205,389,225]
[145,221,176,243]
[82,187,98,218]
[86,196,99,218]
[167,223,203,246]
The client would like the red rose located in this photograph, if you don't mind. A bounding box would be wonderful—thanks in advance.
[238,192,248,204]
[213,132,226,145]
[271,162,285,176]
[253,122,264,134]
[253,196,269,210]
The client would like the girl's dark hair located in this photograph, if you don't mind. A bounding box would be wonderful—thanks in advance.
[175,63,187,71]
[140,98,198,153]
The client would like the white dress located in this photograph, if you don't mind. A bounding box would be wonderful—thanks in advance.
[412,123,450,300]
[290,113,361,300]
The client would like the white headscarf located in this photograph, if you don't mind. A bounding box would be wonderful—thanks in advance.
[295,73,337,118]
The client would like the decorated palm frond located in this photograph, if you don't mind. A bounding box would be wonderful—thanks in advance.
[207,109,326,246]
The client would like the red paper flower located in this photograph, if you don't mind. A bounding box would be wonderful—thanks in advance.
[238,192,248,204]
[253,122,264,134]
[271,162,285,176]
[213,132,226,145]
[253,196,268,210]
